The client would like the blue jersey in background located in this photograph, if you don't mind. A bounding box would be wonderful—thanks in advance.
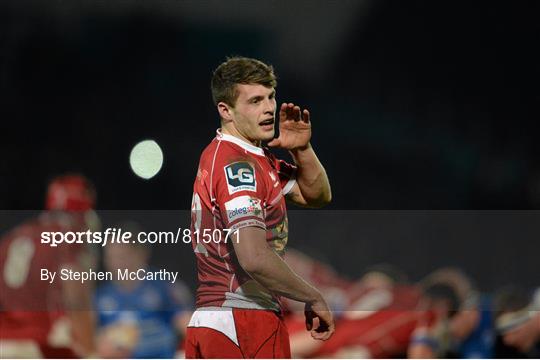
[95,274,192,358]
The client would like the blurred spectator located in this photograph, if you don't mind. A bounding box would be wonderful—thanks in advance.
[409,267,495,358]
[285,262,496,358]
[286,256,425,358]
[94,222,192,359]
[494,286,540,358]
[0,174,98,357]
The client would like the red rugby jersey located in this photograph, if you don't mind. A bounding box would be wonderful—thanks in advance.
[190,130,296,311]
[0,213,90,343]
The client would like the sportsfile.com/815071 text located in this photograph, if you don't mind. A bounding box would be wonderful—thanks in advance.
[40,227,239,247]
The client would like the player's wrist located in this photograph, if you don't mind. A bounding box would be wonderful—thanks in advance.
[306,290,324,305]
[289,142,312,154]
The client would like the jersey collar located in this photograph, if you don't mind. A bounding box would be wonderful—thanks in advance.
[216,129,264,156]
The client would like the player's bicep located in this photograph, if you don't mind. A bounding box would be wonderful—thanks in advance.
[274,158,307,207]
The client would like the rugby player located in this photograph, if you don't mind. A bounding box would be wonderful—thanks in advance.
[0,174,97,358]
[185,57,334,358]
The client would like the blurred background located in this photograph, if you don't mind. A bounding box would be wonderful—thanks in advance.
[1,0,539,289]
[1,1,539,358]
[1,0,539,291]
[1,0,539,210]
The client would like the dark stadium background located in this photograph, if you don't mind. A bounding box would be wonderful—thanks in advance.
[1,1,538,291]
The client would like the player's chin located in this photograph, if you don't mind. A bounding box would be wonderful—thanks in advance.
[258,127,275,141]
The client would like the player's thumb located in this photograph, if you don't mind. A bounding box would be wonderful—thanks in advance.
[317,310,333,329]
[305,311,313,331]
[267,138,280,147]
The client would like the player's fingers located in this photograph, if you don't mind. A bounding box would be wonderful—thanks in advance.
[312,316,321,330]
[320,321,335,341]
[327,320,335,338]
[317,310,334,329]
[305,308,313,331]
[293,106,301,121]
[311,328,332,341]
[302,109,310,123]
[279,103,288,120]
[286,103,294,120]
[311,329,323,340]
[305,316,313,331]
[322,330,333,341]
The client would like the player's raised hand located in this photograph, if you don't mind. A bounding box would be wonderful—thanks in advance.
[267,103,311,150]
[305,297,335,341]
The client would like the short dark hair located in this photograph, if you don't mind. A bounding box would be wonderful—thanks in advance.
[211,56,277,106]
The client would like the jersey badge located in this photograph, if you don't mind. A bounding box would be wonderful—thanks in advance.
[224,162,256,194]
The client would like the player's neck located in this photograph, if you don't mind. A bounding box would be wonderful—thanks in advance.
[221,126,262,148]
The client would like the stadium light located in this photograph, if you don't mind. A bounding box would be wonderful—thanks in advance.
[129,139,164,179]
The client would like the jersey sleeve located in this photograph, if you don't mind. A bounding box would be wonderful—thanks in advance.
[213,158,268,232]
[274,158,297,195]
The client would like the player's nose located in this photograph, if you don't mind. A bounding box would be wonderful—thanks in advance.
[262,99,275,115]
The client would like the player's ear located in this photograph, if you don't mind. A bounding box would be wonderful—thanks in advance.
[217,102,233,122]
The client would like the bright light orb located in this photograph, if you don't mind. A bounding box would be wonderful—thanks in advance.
[129,140,164,179]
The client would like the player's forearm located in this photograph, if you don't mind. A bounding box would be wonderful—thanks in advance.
[290,144,331,207]
[241,245,323,304]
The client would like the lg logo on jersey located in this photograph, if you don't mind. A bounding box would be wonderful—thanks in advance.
[227,167,253,183]
[224,162,257,194]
